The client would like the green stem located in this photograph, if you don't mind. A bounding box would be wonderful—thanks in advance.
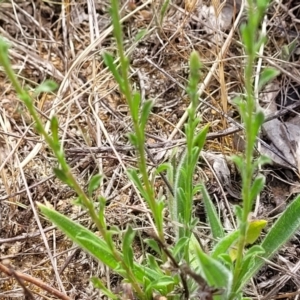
[233,0,259,285]
[110,0,164,243]
[0,40,145,300]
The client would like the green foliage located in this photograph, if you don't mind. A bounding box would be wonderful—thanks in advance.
[258,68,280,91]
[193,242,233,297]
[34,80,58,95]
[122,226,135,269]
[39,204,119,272]
[1,0,300,299]
[159,0,170,25]
[201,184,224,240]
[87,174,103,197]
[239,195,300,292]
[91,277,119,299]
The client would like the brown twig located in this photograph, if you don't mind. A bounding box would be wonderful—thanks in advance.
[2,262,36,300]
[0,262,71,300]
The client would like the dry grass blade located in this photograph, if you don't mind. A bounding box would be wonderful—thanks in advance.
[1,0,300,298]
[16,156,66,294]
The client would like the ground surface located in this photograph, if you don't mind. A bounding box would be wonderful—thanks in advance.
[0,0,300,299]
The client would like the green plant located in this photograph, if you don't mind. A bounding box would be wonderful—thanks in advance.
[1,0,300,299]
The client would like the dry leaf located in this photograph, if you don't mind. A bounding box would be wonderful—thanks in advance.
[185,0,199,12]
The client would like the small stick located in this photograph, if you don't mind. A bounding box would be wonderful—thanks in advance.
[2,261,35,300]
[0,261,71,300]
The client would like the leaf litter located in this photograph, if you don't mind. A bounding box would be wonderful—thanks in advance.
[0,0,300,299]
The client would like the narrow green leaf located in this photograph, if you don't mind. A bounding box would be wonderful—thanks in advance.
[172,237,189,258]
[193,124,209,149]
[249,175,265,205]
[189,51,202,80]
[192,117,200,128]
[72,196,85,207]
[39,204,115,266]
[38,204,157,282]
[127,169,148,200]
[25,96,38,113]
[109,0,123,48]
[98,196,107,228]
[253,155,272,170]
[0,38,10,62]
[281,39,297,61]
[159,0,170,24]
[144,239,161,255]
[244,245,265,259]
[143,276,153,299]
[175,187,187,219]
[233,245,265,292]
[91,277,119,299]
[254,36,264,53]
[193,242,233,296]
[127,132,138,146]
[212,230,239,259]
[147,276,176,292]
[192,183,202,195]
[53,168,72,186]
[122,226,135,269]
[241,25,253,55]
[34,122,44,135]
[146,254,164,274]
[102,52,123,87]
[140,100,153,130]
[152,200,165,235]
[50,117,59,145]
[131,92,141,121]
[201,184,224,239]
[253,111,265,134]
[123,57,130,71]
[219,253,234,269]
[156,162,172,174]
[258,68,280,91]
[134,29,147,42]
[176,165,188,189]
[88,174,103,197]
[234,205,243,224]
[184,123,191,138]
[174,187,188,240]
[190,147,201,171]
[34,80,58,95]
[231,155,244,173]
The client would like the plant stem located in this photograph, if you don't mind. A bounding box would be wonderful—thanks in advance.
[233,0,261,286]
[110,0,164,242]
[0,39,145,300]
